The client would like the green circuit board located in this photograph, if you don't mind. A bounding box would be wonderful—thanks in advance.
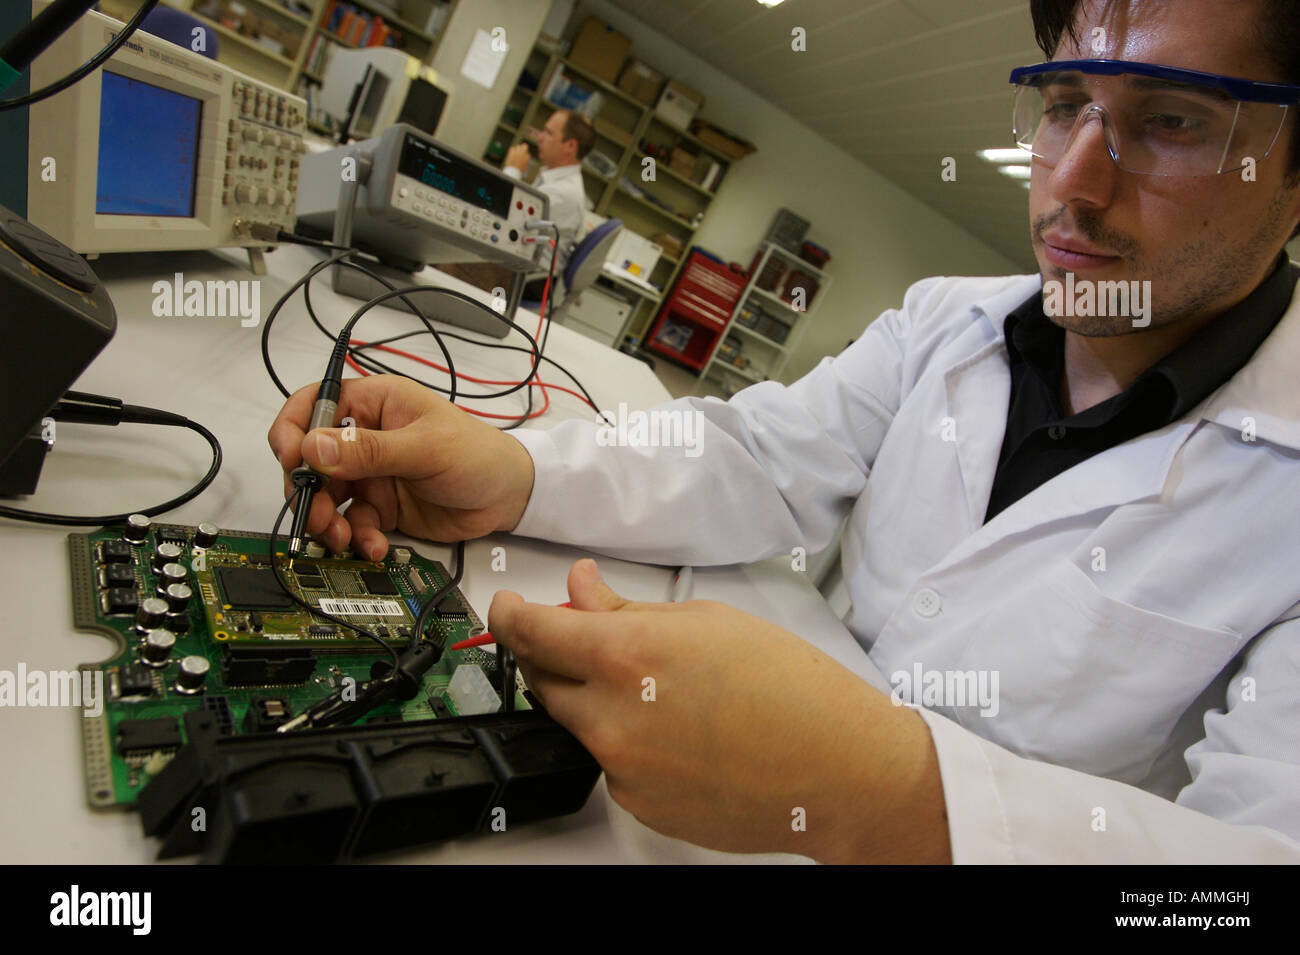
[69,522,526,811]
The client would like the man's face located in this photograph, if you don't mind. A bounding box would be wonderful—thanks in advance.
[537,112,574,167]
[1029,0,1300,334]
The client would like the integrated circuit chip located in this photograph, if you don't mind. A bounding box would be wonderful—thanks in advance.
[435,591,467,615]
[216,566,295,611]
[115,717,181,755]
[115,663,155,698]
[360,570,399,595]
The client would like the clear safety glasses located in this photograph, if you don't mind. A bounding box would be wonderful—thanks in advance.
[1009,59,1300,177]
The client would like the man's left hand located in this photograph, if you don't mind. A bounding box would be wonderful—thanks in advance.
[488,558,953,863]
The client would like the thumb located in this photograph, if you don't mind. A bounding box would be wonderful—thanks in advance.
[302,426,429,481]
[567,559,629,612]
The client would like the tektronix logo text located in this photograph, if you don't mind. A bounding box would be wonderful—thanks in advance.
[50,886,151,935]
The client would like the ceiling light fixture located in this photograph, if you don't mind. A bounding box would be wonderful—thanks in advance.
[979,148,1033,164]
[756,0,786,7]
[997,165,1032,180]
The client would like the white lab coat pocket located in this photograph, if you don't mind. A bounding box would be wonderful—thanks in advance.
[1006,559,1246,782]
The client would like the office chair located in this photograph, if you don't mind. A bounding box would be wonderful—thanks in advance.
[138,6,218,59]
[522,218,623,321]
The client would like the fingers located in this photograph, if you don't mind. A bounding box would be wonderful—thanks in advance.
[267,381,321,470]
[268,375,441,474]
[566,559,628,612]
[515,662,585,727]
[565,559,680,614]
[279,478,354,551]
[300,423,434,483]
[345,497,391,561]
[489,591,600,682]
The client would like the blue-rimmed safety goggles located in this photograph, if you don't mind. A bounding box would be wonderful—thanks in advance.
[1009,59,1300,176]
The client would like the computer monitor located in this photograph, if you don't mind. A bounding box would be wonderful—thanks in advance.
[320,47,448,141]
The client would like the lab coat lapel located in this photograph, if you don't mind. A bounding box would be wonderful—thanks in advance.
[942,340,1012,533]
[932,279,1202,576]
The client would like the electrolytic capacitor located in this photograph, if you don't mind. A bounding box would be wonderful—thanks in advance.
[194,522,219,549]
[141,628,175,667]
[152,542,183,574]
[156,563,187,594]
[123,513,151,545]
[175,655,210,693]
[134,596,169,631]
[163,582,192,614]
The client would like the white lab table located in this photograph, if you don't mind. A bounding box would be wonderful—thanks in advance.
[0,244,882,863]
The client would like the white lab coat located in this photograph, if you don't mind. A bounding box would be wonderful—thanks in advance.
[510,272,1300,863]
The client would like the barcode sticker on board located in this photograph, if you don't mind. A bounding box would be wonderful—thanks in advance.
[317,598,405,616]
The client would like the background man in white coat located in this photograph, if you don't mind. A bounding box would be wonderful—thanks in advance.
[502,108,593,282]
[269,0,1300,863]
[438,109,592,297]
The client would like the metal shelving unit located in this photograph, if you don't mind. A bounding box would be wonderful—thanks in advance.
[694,240,832,395]
[100,0,458,97]
[486,39,749,345]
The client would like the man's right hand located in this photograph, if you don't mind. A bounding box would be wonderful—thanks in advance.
[267,376,536,559]
[504,142,531,173]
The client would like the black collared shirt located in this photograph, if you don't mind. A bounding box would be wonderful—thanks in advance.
[983,254,1297,524]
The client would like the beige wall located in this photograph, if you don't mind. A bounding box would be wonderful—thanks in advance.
[430,0,551,157]
[573,0,1022,382]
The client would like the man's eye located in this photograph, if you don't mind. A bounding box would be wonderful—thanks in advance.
[1143,113,1206,134]
[1044,101,1082,122]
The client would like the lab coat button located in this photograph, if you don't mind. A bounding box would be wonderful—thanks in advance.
[912,588,942,618]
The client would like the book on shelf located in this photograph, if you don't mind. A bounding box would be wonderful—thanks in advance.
[321,3,404,48]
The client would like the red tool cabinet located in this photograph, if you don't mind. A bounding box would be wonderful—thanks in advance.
[644,249,747,371]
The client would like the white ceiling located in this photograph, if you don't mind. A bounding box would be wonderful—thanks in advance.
[606,0,1045,268]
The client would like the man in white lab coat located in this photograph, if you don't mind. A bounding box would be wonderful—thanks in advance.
[501,108,592,278]
[270,0,1300,863]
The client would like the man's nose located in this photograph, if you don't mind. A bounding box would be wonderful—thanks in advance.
[1048,106,1120,207]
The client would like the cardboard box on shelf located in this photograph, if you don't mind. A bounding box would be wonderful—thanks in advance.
[652,232,685,260]
[691,121,757,159]
[617,59,666,105]
[655,79,704,131]
[568,17,632,83]
[668,147,698,179]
